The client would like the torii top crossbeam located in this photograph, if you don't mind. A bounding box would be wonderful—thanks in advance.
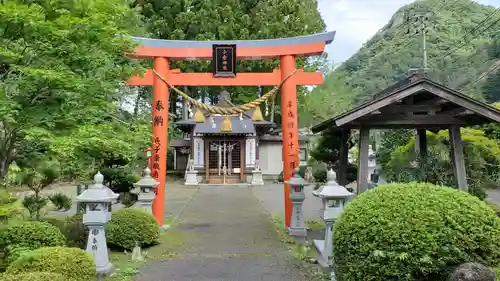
[128,32,336,86]
[129,31,335,60]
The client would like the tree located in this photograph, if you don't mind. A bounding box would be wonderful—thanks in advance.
[20,157,60,220]
[309,0,500,125]
[309,128,358,182]
[0,0,144,184]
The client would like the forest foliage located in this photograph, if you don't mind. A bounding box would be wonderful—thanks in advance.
[0,0,328,192]
[309,0,500,195]
[306,0,500,125]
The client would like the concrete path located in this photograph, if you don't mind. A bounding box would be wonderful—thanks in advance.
[487,189,500,204]
[251,183,322,220]
[135,185,308,281]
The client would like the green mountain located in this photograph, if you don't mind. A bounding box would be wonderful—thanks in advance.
[304,0,500,125]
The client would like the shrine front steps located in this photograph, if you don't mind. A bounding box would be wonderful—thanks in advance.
[207,175,241,184]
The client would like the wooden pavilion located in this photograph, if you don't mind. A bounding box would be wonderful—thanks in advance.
[311,73,500,193]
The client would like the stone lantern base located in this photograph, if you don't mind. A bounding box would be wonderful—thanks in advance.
[251,170,264,185]
[185,170,199,185]
[313,239,332,272]
[96,262,114,277]
[288,227,307,244]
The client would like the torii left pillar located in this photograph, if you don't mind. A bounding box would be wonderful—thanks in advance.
[151,57,169,226]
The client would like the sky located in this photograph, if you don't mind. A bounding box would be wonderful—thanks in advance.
[318,0,500,65]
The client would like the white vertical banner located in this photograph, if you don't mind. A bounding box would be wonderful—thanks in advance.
[193,137,204,167]
[245,138,256,167]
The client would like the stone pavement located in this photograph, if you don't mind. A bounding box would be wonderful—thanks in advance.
[251,183,322,220]
[135,184,310,281]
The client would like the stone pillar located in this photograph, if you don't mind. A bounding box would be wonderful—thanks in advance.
[286,168,309,244]
[76,172,118,276]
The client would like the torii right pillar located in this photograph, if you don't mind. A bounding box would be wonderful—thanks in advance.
[280,55,299,227]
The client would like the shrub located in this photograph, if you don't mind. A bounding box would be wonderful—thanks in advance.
[22,194,48,219]
[0,272,67,281]
[0,190,19,222]
[312,164,327,183]
[106,208,160,250]
[0,221,65,252]
[381,129,500,199]
[6,247,94,281]
[333,182,500,281]
[4,246,31,266]
[48,193,72,211]
[63,213,88,249]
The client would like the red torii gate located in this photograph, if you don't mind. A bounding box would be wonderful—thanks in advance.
[127,32,335,227]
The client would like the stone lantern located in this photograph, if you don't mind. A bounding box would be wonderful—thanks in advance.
[285,168,309,244]
[75,172,118,276]
[133,167,159,213]
[313,169,353,271]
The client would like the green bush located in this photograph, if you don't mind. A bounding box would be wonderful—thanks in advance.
[0,272,67,281]
[0,190,19,222]
[48,193,72,211]
[381,129,500,199]
[312,164,327,183]
[101,166,137,194]
[106,208,160,250]
[63,213,88,249]
[333,182,500,281]
[6,247,94,281]
[22,194,48,219]
[0,221,66,251]
[4,246,31,266]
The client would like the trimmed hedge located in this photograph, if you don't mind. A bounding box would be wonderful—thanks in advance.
[0,221,66,251]
[6,247,94,281]
[333,182,500,281]
[106,208,160,250]
[0,272,67,281]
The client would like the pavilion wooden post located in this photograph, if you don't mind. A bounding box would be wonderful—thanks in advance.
[338,129,350,186]
[357,128,370,193]
[415,129,428,157]
[280,55,299,228]
[449,125,468,192]
[151,57,169,226]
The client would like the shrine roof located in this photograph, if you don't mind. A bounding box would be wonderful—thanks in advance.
[312,73,500,133]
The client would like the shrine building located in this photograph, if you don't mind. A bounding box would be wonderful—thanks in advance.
[170,90,309,184]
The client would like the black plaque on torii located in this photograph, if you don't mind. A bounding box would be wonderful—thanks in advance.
[212,44,237,77]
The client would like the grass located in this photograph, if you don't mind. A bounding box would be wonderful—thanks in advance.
[105,220,187,281]
[270,215,330,281]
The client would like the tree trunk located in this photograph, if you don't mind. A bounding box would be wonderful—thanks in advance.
[35,189,41,220]
[0,151,13,187]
